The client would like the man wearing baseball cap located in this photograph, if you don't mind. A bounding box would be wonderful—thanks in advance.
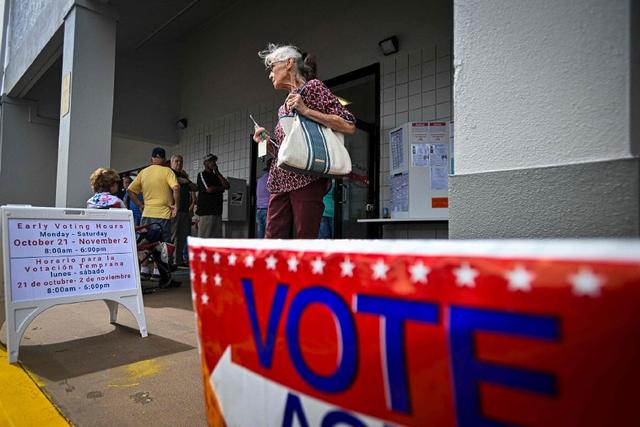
[128,147,180,242]
[196,154,229,238]
[128,148,181,287]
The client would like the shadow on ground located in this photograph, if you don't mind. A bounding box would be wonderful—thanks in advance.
[19,324,194,382]
[140,280,196,311]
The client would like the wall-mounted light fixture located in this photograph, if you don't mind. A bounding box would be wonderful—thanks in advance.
[176,118,188,130]
[378,36,399,56]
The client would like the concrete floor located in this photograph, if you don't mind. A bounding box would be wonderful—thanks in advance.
[1,270,206,426]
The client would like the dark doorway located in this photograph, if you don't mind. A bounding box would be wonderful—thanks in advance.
[326,64,380,239]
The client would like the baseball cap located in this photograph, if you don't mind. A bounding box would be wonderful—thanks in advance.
[151,147,166,159]
[203,154,218,163]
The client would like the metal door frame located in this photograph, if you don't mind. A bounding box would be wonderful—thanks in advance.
[325,63,381,239]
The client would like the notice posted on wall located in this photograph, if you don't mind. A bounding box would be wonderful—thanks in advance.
[431,167,448,190]
[390,128,404,171]
[411,144,429,167]
[391,173,409,212]
[430,143,448,167]
[7,219,138,302]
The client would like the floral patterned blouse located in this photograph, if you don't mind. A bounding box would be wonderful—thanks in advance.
[86,192,126,209]
[267,79,355,193]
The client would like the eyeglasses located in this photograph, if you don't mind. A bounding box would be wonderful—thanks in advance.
[266,60,287,72]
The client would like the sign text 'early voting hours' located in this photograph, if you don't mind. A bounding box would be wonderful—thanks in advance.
[2,206,147,363]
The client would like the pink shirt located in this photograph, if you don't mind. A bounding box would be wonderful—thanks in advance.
[267,79,355,193]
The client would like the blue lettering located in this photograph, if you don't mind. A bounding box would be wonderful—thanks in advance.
[281,393,309,427]
[356,295,439,414]
[286,287,357,393]
[242,279,288,368]
[450,306,560,427]
[321,410,367,427]
[282,393,366,427]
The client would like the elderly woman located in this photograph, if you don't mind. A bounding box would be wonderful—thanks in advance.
[87,167,126,209]
[253,43,356,239]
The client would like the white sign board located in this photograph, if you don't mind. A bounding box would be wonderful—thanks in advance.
[1,206,148,363]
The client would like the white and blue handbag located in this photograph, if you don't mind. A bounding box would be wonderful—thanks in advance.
[277,112,352,177]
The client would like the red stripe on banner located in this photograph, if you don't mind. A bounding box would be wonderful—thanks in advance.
[189,243,640,426]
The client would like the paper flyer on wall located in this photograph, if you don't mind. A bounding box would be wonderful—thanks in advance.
[430,144,448,167]
[411,144,429,167]
[390,128,404,171]
[391,173,409,212]
[430,167,448,190]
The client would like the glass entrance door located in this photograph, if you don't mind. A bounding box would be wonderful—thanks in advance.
[327,66,380,239]
[335,126,374,238]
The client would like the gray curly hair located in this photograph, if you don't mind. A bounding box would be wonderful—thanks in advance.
[258,43,317,81]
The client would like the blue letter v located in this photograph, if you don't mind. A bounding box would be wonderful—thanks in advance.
[241,279,288,368]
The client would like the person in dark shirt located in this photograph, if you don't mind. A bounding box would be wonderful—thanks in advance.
[196,154,229,238]
[170,154,196,266]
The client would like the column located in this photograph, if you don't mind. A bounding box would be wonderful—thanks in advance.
[56,5,116,208]
[450,0,638,237]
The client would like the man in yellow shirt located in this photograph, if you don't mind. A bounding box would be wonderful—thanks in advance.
[128,148,180,287]
[127,147,180,243]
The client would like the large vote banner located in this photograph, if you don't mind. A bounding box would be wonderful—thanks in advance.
[187,238,640,427]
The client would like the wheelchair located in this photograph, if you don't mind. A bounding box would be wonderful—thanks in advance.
[136,222,181,292]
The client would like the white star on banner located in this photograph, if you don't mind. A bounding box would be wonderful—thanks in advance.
[201,293,209,305]
[199,251,207,262]
[201,271,208,285]
[311,257,326,274]
[505,266,534,292]
[409,261,430,284]
[212,252,221,264]
[454,263,478,287]
[265,255,278,270]
[214,274,222,287]
[372,259,389,280]
[244,255,255,268]
[188,251,195,261]
[569,268,604,297]
[228,253,237,266]
[287,256,299,272]
[340,258,355,277]
[191,290,197,302]
[190,271,196,282]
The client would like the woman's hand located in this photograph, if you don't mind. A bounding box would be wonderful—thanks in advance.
[253,127,270,143]
[286,93,309,115]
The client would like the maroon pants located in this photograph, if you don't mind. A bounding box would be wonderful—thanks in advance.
[265,178,327,239]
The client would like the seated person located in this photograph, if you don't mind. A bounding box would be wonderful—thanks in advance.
[87,168,126,209]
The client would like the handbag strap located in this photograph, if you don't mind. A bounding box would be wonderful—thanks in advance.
[296,81,309,96]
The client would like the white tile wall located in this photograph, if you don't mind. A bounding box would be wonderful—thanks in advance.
[379,42,452,215]
[177,41,452,220]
